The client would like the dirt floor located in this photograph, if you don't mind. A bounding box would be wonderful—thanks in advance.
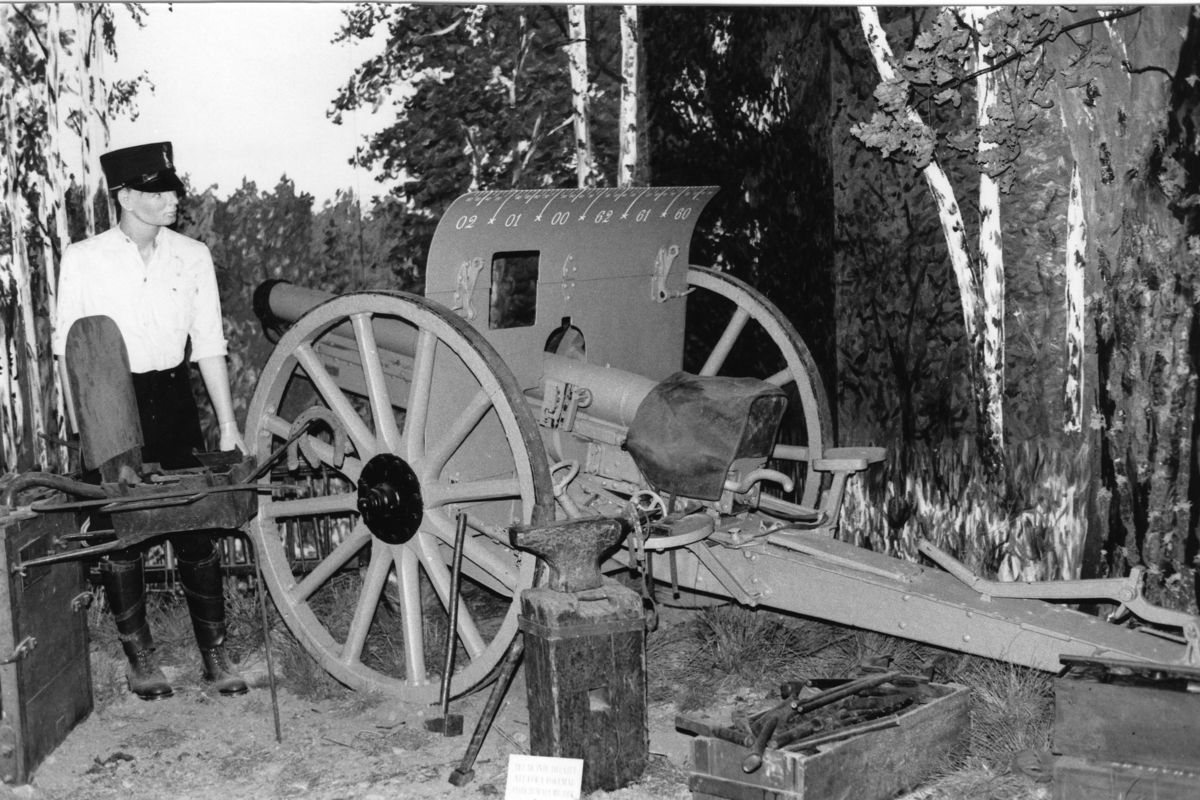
[11,604,1049,800]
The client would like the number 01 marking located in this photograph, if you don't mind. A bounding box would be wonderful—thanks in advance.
[505,213,521,227]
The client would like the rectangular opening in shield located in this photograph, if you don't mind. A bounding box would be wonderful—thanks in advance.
[489,251,539,329]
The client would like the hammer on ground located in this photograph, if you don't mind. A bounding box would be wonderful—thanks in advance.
[509,517,630,593]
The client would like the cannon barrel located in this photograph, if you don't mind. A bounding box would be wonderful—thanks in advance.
[254,280,420,359]
[541,353,654,428]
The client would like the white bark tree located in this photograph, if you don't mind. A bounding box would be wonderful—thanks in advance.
[857,7,1006,467]
[618,5,639,188]
[567,5,595,188]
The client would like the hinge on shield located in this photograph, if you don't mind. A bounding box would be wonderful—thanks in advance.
[651,245,690,303]
[451,257,486,321]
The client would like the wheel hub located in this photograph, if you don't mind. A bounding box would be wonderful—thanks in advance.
[357,454,423,544]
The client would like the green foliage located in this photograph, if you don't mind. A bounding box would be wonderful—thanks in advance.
[851,7,1065,191]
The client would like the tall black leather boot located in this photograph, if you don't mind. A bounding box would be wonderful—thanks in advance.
[176,544,248,696]
[100,555,173,700]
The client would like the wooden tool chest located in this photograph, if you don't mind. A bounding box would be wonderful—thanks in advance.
[1052,655,1200,799]
[0,503,93,785]
[684,681,969,800]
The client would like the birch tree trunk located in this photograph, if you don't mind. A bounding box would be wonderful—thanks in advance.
[1063,164,1086,433]
[857,7,1001,470]
[618,5,638,188]
[0,11,34,472]
[75,3,100,237]
[962,7,1005,460]
[567,5,595,188]
[39,2,67,468]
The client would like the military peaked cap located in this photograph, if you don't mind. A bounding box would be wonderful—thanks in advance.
[101,142,185,194]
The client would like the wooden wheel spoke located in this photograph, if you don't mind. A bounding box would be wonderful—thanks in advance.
[340,543,392,666]
[700,307,751,376]
[413,532,486,660]
[424,388,493,481]
[245,291,552,701]
[351,312,404,452]
[392,544,427,685]
[290,523,371,603]
[427,510,519,590]
[765,367,793,387]
[294,343,376,459]
[423,477,522,508]
[261,491,359,521]
[403,329,437,462]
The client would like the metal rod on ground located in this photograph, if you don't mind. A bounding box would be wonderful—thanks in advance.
[253,542,282,743]
[428,512,467,737]
[449,635,525,787]
[790,671,903,715]
[780,715,901,752]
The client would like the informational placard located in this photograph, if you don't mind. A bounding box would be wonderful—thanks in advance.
[504,754,584,800]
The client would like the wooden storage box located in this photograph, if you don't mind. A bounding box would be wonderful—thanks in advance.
[1054,656,1200,771]
[0,505,93,784]
[1052,756,1200,800]
[1052,656,1200,798]
[687,682,969,800]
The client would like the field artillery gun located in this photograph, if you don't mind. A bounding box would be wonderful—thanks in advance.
[244,185,1200,704]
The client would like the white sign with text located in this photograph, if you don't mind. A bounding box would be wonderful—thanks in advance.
[504,754,584,800]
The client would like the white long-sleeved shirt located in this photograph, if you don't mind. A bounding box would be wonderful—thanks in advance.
[52,226,228,373]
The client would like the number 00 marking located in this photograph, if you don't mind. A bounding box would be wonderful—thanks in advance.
[551,211,569,226]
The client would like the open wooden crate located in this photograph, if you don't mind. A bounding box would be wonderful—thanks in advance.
[685,682,969,800]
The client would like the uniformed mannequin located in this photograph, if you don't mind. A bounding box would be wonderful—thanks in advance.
[52,142,248,700]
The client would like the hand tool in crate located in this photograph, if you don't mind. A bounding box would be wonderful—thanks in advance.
[679,670,969,800]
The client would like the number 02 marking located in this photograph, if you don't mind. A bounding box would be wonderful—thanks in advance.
[456,215,478,230]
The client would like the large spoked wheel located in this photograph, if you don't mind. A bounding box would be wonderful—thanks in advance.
[244,291,553,702]
[686,267,833,509]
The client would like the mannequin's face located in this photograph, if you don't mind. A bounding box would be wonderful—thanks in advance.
[119,188,179,228]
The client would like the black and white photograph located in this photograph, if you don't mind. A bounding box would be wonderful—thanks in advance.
[0,4,1198,799]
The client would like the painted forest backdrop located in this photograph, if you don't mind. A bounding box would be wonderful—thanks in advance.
[3,5,1199,611]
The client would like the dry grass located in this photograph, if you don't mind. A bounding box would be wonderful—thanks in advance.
[949,655,1054,765]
